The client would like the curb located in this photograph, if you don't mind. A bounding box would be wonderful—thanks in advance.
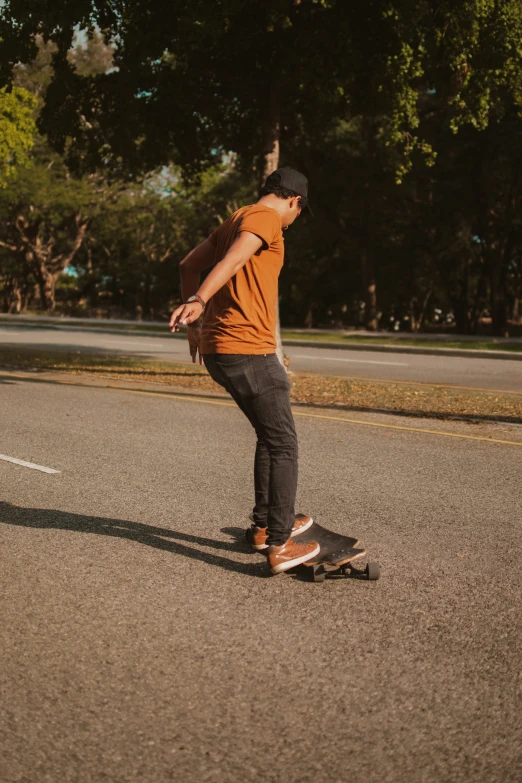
[0,321,177,340]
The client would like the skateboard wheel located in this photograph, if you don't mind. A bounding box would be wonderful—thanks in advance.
[311,565,326,583]
[365,562,380,581]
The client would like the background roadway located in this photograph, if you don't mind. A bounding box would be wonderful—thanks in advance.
[1,323,522,392]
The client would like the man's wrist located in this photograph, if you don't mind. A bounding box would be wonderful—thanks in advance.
[186,293,206,309]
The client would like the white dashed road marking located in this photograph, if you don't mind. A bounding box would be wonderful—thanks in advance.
[0,454,61,474]
[292,354,409,367]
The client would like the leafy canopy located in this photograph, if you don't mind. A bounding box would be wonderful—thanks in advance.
[0,86,37,186]
[1,1,521,181]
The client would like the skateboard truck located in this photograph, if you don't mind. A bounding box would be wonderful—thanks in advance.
[306,561,381,583]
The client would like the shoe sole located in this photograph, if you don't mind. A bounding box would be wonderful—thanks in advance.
[251,516,314,551]
[270,543,321,574]
[291,516,313,536]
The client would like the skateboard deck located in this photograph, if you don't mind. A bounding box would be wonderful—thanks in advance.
[288,521,361,566]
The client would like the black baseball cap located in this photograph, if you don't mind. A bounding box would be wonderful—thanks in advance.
[265,167,313,214]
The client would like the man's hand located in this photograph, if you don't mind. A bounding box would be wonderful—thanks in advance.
[169,301,204,364]
[187,324,203,365]
[169,301,203,331]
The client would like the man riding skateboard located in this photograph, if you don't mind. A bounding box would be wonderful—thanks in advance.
[169,168,319,574]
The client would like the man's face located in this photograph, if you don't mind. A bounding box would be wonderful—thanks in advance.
[282,196,302,230]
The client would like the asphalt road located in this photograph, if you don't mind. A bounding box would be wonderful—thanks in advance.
[1,372,521,783]
[1,324,522,392]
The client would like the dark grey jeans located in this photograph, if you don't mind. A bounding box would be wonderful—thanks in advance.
[203,353,298,546]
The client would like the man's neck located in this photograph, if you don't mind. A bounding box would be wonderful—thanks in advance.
[256,194,285,221]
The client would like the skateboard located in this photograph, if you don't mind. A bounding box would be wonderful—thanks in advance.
[246,520,380,583]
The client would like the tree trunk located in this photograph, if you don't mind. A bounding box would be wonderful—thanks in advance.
[34,260,57,312]
[304,301,316,329]
[259,81,281,189]
[7,280,22,313]
[487,249,508,336]
[26,247,55,312]
[417,288,432,331]
[490,282,508,336]
[452,262,470,334]
[261,124,280,185]
[260,82,286,367]
[453,297,470,334]
[359,123,379,332]
[84,244,98,309]
[361,249,378,331]
[20,280,35,313]
[470,260,487,334]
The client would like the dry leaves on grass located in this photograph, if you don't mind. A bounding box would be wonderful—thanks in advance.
[290,373,522,422]
[1,348,521,423]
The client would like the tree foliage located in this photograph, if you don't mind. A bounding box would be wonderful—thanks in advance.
[0,86,37,186]
[2,2,521,177]
[0,2,521,333]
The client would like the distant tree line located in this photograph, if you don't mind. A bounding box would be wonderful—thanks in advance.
[0,3,521,335]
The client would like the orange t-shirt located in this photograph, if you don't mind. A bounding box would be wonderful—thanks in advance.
[200,204,284,354]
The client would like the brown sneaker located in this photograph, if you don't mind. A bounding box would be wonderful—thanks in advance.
[267,538,321,575]
[250,513,314,551]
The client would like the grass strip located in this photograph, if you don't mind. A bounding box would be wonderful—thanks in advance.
[281,332,522,352]
[1,347,521,424]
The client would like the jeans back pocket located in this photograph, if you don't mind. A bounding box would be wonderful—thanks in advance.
[215,355,259,398]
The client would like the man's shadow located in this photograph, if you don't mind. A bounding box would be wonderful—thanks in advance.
[0,501,269,578]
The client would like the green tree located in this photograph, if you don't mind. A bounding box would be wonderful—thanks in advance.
[0,32,117,313]
[2,1,521,331]
[0,143,93,311]
[3,2,520,175]
[0,86,37,186]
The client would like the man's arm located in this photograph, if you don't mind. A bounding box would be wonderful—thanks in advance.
[179,238,216,303]
[197,231,263,304]
[170,231,263,332]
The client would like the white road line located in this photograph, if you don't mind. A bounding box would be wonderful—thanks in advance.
[0,454,61,474]
[291,354,409,367]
